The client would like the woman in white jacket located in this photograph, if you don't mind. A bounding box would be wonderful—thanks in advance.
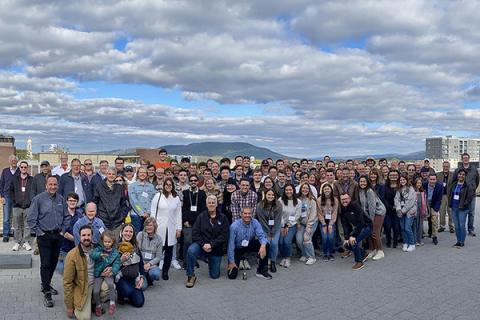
[150,178,182,280]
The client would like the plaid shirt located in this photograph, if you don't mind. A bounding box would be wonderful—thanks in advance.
[230,189,257,221]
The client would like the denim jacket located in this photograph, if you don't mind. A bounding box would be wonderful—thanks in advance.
[128,181,156,216]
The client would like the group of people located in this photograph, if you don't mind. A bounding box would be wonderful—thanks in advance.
[0,149,478,319]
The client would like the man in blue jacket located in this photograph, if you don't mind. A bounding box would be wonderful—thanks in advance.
[0,155,19,242]
[58,158,92,212]
[423,173,444,245]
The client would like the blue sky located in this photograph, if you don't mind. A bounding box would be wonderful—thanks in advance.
[1,1,480,158]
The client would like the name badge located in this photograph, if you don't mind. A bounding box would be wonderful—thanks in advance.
[241,240,249,247]
[325,213,332,220]
[191,205,197,212]
[75,187,78,193]
[268,219,275,226]
[144,252,153,260]
[21,187,26,192]
[443,182,446,187]
[453,194,460,200]
[141,192,149,198]
[99,227,105,234]
[288,215,296,222]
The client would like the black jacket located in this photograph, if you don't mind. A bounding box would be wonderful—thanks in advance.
[9,174,35,209]
[341,202,373,238]
[182,189,207,226]
[93,180,129,230]
[448,182,475,210]
[192,210,229,256]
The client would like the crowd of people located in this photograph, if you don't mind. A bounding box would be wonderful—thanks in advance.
[0,149,478,319]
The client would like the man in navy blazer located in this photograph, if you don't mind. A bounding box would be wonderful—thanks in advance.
[58,159,92,212]
[423,173,444,245]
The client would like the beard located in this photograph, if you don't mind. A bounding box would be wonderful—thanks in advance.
[81,239,91,247]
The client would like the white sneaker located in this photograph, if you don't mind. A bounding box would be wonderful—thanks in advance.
[299,256,307,262]
[284,257,291,268]
[12,243,20,251]
[402,244,408,252]
[366,250,377,261]
[305,257,316,265]
[159,260,164,270]
[243,260,251,270]
[279,258,285,267]
[406,245,416,252]
[171,260,182,270]
[372,250,384,261]
[23,242,32,251]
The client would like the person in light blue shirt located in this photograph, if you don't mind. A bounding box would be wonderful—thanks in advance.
[227,207,271,280]
[128,167,156,233]
[73,202,106,246]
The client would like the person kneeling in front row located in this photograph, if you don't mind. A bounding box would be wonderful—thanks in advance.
[227,207,271,280]
[185,195,229,288]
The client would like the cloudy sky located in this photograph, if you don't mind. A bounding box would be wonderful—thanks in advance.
[1,0,479,158]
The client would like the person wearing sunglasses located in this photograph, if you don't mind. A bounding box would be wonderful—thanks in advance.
[181,174,207,268]
[83,159,95,182]
[9,161,34,251]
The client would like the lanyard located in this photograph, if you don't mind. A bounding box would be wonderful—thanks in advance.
[189,190,199,208]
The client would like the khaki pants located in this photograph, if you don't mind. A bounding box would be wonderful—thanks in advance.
[74,281,110,320]
[439,195,453,229]
[430,209,439,238]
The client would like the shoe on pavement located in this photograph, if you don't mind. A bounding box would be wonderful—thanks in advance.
[372,250,384,261]
[270,261,277,273]
[255,270,272,280]
[3,237,9,243]
[366,250,376,261]
[328,254,335,261]
[108,303,116,316]
[352,262,364,271]
[44,293,54,308]
[12,243,20,251]
[323,255,329,262]
[453,242,462,249]
[186,275,197,288]
[468,231,476,237]
[171,260,182,270]
[305,257,316,265]
[279,258,285,267]
[406,245,416,252]
[341,251,352,259]
[449,227,455,233]
[95,305,102,317]
[284,258,291,268]
[299,256,307,262]
[402,243,408,252]
[49,287,58,295]
[23,242,32,251]
[437,227,445,233]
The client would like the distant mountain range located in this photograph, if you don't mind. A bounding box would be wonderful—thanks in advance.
[94,143,425,161]
[160,142,289,159]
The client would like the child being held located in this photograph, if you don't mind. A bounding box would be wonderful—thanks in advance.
[91,230,121,316]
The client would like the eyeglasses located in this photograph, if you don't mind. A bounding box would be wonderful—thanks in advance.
[84,163,92,165]
[190,179,198,183]
[20,166,28,169]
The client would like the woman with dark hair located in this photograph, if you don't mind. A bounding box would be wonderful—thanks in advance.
[116,223,145,308]
[221,178,238,224]
[278,184,301,268]
[358,176,386,261]
[316,183,338,261]
[368,168,385,202]
[146,164,157,185]
[256,188,283,272]
[413,178,428,246]
[295,182,318,265]
[150,178,181,280]
[394,173,417,252]
[257,176,279,202]
[384,170,401,248]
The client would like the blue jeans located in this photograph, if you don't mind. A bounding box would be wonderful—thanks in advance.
[268,229,281,262]
[452,207,468,245]
[2,195,12,239]
[320,224,335,255]
[345,226,372,262]
[295,221,318,258]
[413,216,423,244]
[467,197,476,233]
[279,226,296,258]
[116,277,145,308]
[399,215,415,245]
[186,242,222,279]
[142,266,161,290]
